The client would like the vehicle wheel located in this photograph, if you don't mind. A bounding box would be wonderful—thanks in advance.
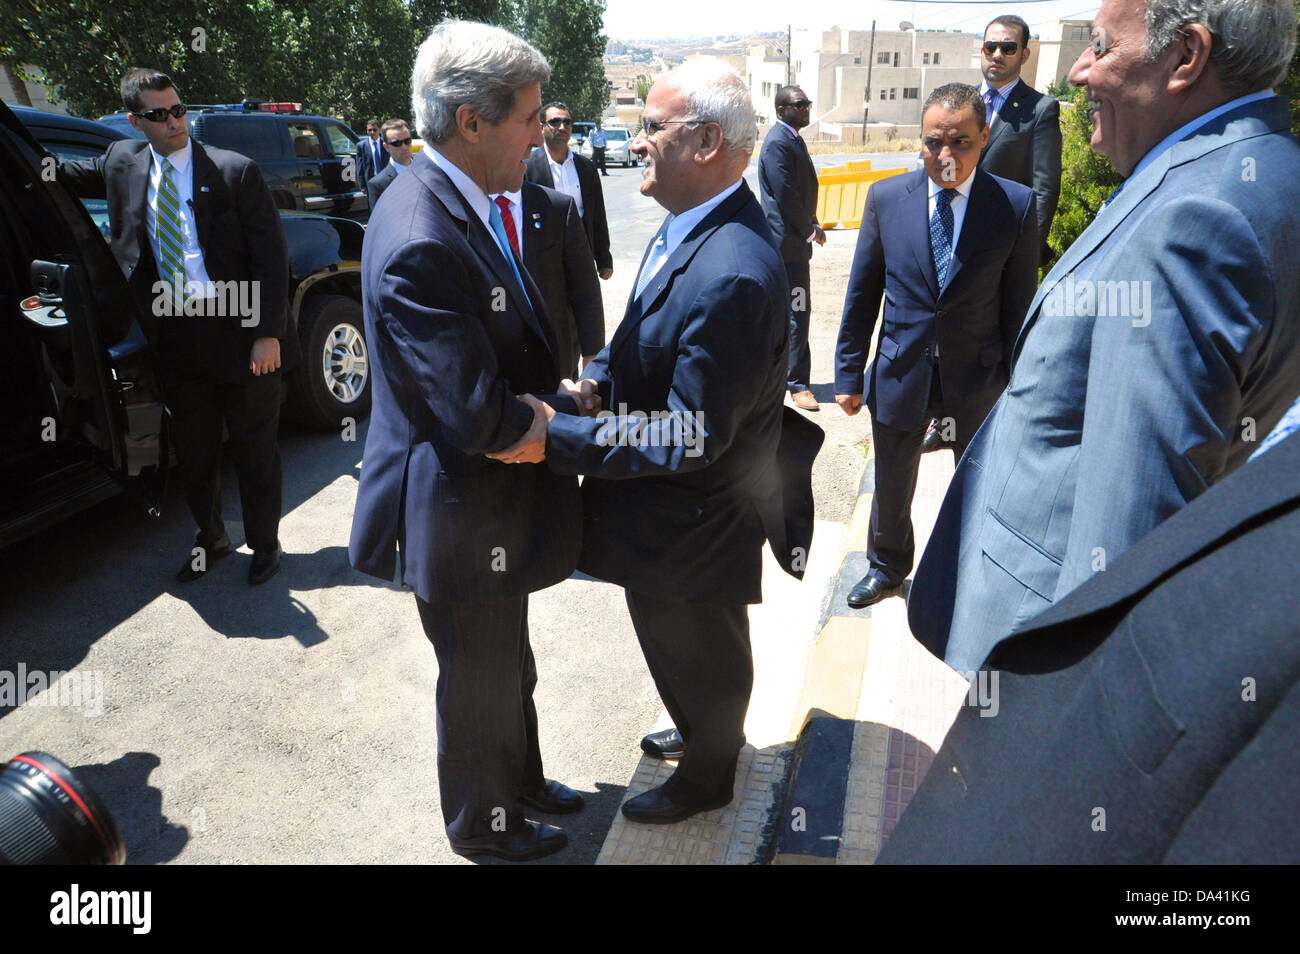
[288,293,371,429]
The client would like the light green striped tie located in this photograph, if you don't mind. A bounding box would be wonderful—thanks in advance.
[154,158,187,308]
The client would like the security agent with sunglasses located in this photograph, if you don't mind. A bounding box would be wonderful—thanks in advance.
[365,119,415,209]
[978,14,1062,266]
[523,61,822,825]
[525,103,613,279]
[58,67,294,586]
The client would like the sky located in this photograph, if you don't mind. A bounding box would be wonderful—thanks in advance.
[602,0,1101,41]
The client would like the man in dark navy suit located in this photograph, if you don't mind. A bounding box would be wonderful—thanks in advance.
[355,118,389,191]
[834,83,1037,610]
[349,21,588,862]
[496,61,822,824]
[758,85,825,413]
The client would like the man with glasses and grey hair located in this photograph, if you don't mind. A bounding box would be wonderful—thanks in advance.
[909,0,1300,679]
[349,20,590,862]
[505,60,821,825]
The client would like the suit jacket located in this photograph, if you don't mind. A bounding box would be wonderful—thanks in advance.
[517,182,604,376]
[58,138,293,383]
[366,161,400,208]
[355,135,389,190]
[834,167,1038,446]
[524,147,612,273]
[909,96,1300,674]
[349,149,581,604]
[880,429,1300,864]
[545,182,822,605]
[758,122,820,263]
[978,79,1062,263]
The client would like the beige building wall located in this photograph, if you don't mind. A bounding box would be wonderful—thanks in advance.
[1032,18,1094,92]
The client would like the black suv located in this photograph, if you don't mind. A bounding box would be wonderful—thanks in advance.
[1,103,370,547]
[100,99,368,222]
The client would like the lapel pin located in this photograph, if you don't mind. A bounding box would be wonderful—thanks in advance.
[200,186,210,193]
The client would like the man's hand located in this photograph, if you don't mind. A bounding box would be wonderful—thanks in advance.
[250,337,281,376]
[486,393,553,464]
[560,376,602,416]
[812,226,827,247]
[836,393,863,416]
[598,267,613,280]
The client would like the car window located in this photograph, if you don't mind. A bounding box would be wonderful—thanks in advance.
[605,129,628,141]
[36,141,112,237]
[287,122,324,160]
[197,115,284,162]
[321,121,356,157]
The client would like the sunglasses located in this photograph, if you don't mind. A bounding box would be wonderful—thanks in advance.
[385,137,412,147]
[982,41,1021,56]
[131,104,188,123]
[785,100,812,109]
[544,117,573,128]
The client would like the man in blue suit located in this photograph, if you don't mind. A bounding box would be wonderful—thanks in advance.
[349,21,588,862]
[759,85,826,412]
[493,61,822,824]
[355,119,388,191]
[834,84,1038,610]
[909,0,1300,674]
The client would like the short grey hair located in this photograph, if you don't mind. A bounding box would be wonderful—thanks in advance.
[667,59,757,155]
[1143,0,1297,94]
[922,83,988,128]
[411,20,551,145]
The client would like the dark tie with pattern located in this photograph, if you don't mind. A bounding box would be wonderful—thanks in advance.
[930,188,956,288]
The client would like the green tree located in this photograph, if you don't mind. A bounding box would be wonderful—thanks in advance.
[522,0,608,120]
[1045,84,1122,270]
[1282,8,1300,136]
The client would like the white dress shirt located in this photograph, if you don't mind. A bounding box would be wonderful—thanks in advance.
[547,150,584,216]
[927,171,975,251]
[978,77,1020,127]
[636,178,744,296]
[146,141,212,295]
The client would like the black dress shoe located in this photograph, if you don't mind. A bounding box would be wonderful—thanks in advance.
[176,536,233,583]
[248,545,282,585]
[520,779,584,814]
[640,727,687,761]
[449,821,568,861]
[620,783,733,824]
[846,574,898,609]
[921,420,953,454]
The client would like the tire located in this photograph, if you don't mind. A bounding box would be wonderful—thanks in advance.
[288,293,371,429]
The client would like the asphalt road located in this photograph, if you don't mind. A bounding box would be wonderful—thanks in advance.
[0,149,905,865]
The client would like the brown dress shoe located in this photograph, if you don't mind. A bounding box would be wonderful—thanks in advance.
[791,390,819,411]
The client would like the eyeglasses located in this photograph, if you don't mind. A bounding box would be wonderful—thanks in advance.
[982,41,1021,56]
[640,117,708,137]
[131,104,188,123]
[545,117,573,128]
[785,100,812,109]
[385,137,412,147]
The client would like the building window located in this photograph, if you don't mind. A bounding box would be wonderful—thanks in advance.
[933,52,941,65]
[893,51,900,67]
[877,51,890,65]
[853,56,861,64]
[880,89,887,100]
[889,88,897,100]
[923,52,930,64]
[903,88,918,99]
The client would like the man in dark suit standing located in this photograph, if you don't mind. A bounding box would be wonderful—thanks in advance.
[349,21,588,862]
[977,14,1061,265]
[759,85,826,414]
[834,84,1037,610]
[525,103,613,280]
[59,67,294,585]
[879,407,1300,864]
[355,118,388,191]
[365,118,414,209]
[490,182,604,378]
[496,61,822,824]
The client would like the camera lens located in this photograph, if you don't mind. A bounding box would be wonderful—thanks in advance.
[0,752,125,865]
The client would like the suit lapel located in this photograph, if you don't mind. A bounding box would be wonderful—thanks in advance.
[1018,432,1300,636]
[520,186,542,276]
[902,171,940,300]
[944,170,992,290]
[414,154,554,358]
[127,145,153,264]
[189,142,221,254]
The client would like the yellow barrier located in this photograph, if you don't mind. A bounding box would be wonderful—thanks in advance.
[816,164,907,230]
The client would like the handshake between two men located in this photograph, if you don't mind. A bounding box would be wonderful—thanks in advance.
[486,378,602,465]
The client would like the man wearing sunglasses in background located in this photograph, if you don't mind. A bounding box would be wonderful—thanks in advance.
[355,119,389,192]
[58,67,294,586]
[365,118,415,209]
[526,102,614,280]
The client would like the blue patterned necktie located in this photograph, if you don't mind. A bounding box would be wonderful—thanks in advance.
[487,199,531,310]
[930,188,956,288]
[154,158,187,307]
[983,88,997,125]
[635,220,671,299]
